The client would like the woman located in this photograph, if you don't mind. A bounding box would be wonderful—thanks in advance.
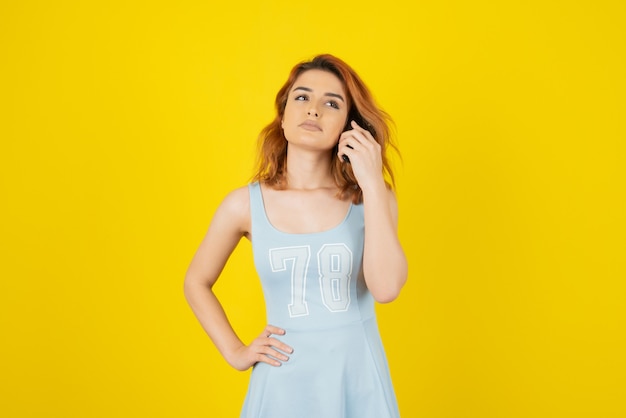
[185,54,408,417]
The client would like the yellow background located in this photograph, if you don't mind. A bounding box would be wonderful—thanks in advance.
[1,1,624,417]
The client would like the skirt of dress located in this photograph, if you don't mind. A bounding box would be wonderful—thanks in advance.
[240,317,399,418]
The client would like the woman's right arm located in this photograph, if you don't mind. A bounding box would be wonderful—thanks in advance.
[183,187,292,371]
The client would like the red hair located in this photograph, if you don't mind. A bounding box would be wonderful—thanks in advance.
[252,54,399,203]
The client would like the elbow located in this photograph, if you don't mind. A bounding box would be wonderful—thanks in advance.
[370,275,407,304]
[371,283,404,304]
[183,274,195,303]
[368,262,408,304]
[373,292,399,304]
[183,272,205,302]
[184,270,215,302]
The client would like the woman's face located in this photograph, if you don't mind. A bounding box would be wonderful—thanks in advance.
[281,69,349,154]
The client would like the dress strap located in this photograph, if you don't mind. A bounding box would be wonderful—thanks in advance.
[248,182,271,236]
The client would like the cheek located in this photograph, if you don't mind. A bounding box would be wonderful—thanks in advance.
[333,114,349,136]
[282,104,296,126]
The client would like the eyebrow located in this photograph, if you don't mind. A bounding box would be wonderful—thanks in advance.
[292,86,345,103]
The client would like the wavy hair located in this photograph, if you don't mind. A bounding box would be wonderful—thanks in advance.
[252,54,399,203]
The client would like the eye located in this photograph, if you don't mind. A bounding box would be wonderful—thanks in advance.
[294,94,308,101]
[325,100,340,109]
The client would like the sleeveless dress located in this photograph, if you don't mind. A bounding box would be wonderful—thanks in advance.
[240,182,400,418]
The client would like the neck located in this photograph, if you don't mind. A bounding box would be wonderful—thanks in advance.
[284,149,335,190]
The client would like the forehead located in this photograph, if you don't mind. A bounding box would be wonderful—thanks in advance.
[292,69,346,95]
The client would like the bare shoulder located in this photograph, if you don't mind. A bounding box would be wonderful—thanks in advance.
[213,185,251,236]
[220,185,250,210]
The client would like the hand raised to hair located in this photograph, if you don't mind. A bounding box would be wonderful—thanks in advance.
[227,325,293,371]
[337,120,385,191]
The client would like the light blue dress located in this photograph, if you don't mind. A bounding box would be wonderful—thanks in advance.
[240,182,400,418]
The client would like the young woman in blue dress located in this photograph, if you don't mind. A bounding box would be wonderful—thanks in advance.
[185,54,408,417]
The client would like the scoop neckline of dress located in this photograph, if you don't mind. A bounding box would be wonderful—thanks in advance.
[257,183,354,236]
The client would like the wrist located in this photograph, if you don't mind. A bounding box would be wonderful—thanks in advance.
[221,339,245,363]
[359,178,388,198]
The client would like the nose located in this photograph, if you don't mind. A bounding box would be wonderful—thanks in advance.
[307,106,319,118]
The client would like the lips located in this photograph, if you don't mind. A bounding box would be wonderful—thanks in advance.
[299,120,322,131]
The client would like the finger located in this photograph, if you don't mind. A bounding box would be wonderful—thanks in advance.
[338,142,355,163]
[342,128,380,158]
[350,120,375,142]
[340,143,353,162]
[340,133,372,157]
[264,337,294,354]
[247,341,290,366]
[256,353,283,367]
[261,345,291,362]
[264,324,286,337]
[340,128,366,145]
[340,136,369,162]
[338,133,363,154]
[252,341,292,367]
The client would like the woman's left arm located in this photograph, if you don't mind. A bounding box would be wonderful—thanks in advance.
[338,121,408,303]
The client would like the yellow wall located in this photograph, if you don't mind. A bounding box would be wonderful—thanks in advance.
[1,1,624,417]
